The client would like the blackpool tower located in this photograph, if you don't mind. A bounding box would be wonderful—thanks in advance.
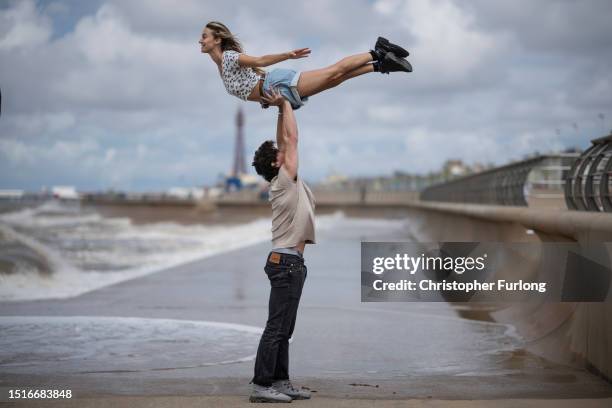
[231,107,246,177]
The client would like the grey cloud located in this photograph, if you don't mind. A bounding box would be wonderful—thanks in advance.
[1,0,611,191]
[466,0,612,55]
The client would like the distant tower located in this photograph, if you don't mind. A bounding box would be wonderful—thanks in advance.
[232,107,246,176]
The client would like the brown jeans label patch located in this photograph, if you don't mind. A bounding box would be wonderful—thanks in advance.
[269,252,281,264]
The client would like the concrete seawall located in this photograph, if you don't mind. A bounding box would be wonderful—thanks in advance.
[401,201,612,382]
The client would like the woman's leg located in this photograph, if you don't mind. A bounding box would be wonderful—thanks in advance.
[299,64,374,97]
[297,53,374,98]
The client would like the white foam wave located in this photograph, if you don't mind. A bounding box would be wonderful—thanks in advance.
[0,223,80,275]
[0,208,105,229]
[0,206,348,302]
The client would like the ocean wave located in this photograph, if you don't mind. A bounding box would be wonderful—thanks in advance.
[0,201,348,302]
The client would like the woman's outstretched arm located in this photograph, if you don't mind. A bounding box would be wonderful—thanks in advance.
[238,48,310,68]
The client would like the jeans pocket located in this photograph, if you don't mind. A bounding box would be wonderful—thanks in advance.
[287,265,306,299]
[265,264,289,288]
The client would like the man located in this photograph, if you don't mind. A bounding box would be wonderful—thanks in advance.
[249,89,315,403]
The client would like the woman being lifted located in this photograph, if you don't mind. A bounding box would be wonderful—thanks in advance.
[199,21,412,110]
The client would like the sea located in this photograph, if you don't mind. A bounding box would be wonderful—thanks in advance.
[0,199,345,302]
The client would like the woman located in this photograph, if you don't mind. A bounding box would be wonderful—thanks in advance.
[199,21,412,110]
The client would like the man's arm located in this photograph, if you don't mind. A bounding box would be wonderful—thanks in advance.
[280,100,298,180]
[275,105,286,153]
[262,89,287,153]
[260,89,298,180]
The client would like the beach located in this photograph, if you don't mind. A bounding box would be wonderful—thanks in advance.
[1,207,611,406]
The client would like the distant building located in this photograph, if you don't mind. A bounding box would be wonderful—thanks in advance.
[166,187,205,200]
[51,186,78,199]
[442,159,470,178]
[470,162,489,174]
[321,172,349,185]
[313,158,496,193]
[0,189,24,199]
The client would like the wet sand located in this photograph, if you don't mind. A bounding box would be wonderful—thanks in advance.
[0,216,611,405]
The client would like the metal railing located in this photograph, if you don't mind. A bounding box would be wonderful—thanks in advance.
[565,134,612,212]
[421,154,578,207]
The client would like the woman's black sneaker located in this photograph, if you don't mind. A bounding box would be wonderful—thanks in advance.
[375,36,409,58]
[376,52,413,74]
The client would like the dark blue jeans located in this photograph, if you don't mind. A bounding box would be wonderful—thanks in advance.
[252,252,307,386]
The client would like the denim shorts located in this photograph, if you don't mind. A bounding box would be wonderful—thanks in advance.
[263,68,309,110]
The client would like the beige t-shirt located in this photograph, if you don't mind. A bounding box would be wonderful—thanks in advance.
[269,166,316,248]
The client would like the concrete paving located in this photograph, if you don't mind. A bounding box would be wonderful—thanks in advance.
[1,216,610,405]
[3,396,612,408]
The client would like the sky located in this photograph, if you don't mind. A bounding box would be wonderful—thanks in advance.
[1,0,611,192]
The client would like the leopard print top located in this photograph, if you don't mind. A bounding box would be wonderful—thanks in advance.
[221,50,262,101]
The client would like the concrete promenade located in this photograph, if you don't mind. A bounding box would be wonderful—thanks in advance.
[1,216,611,406]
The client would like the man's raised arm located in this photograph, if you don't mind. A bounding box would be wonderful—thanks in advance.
[280,100,298,180]
[261,89,299,180]
[275,103,285,153]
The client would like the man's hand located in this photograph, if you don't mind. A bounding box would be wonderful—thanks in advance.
[261,88,285,107]
[286,48,311,59]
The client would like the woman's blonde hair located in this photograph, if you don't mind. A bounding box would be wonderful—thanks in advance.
[206,21,265,76]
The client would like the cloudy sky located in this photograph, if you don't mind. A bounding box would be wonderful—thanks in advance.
[1,0,611,191]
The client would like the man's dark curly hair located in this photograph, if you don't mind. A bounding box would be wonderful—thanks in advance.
[252,140,279,182]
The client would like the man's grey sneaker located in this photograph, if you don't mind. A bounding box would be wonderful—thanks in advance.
[249,384,292,403]
[249,384,292,402]
[272,380,311,400]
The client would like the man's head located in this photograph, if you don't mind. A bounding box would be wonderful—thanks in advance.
[252,140,284,182]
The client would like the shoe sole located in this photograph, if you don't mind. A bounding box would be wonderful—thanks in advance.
[249,396,292,403]
[384,54,413,73]
[403,59,413,72]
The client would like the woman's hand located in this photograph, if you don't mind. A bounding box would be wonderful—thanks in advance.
[287,48,311,60]
[261,88,285,107]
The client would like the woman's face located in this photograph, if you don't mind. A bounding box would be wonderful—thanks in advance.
[199,28,220,53]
